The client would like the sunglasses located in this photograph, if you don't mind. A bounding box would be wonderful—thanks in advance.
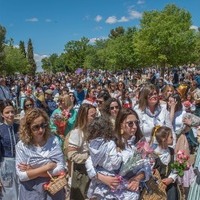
[25,104,33,108]
[69,94,74,97]
[126,120,139,128]
[97,100,103,105]
[148,92,158,97]
[110,106,119,110]
[31,123,48,132]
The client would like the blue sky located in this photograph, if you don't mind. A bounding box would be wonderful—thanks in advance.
[0,0,200,69]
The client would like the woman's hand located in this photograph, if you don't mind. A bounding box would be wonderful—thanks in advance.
[127,178,140,191]
[162,178,173,186]
[46,162,57,171]
[18,163,33,171]
[97,173,120,190]
[183,117,192,126]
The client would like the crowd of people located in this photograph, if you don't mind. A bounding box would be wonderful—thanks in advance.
[0,65,200,200]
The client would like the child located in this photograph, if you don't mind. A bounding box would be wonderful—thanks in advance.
[85,116,149,200]
[151,126,180,200]
[86,116,123,199]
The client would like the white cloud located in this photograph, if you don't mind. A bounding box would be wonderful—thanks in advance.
[118,16,129,22]
[105,8,142,25]
[129,10,142,19]
[105,16,118,24]
[95,15,102,22]
[137,0,145,4]
[25,17,38,22]
[89,36,107,43]
[190,25,198,31]
[45,19,52,23]
[34,53,48,72]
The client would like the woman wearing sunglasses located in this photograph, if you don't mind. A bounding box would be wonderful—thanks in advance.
[20,97,35,120]
[86,108,151,199]
[0,100,19,200]
[134,84,175,147]
[101,98,121,126]
[15,108,66,200]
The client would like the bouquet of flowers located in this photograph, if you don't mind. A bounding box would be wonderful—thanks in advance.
[52,110,71,137]
[171,150,190,177]
[119,138,153,177]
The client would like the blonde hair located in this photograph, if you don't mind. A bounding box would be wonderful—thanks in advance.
[58,94,73,109]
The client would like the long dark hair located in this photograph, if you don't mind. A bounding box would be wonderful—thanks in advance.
[115,108,143,150]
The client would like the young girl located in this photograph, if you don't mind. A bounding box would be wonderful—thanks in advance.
[151,125,180,200]
[86,116,123,199]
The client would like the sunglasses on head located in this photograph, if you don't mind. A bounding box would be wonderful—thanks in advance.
[110,106,119,110]
[25,104,33,108]
[126,120,139,127]
[31,123,48,132]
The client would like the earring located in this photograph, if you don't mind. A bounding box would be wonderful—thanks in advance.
[121,129,124,135]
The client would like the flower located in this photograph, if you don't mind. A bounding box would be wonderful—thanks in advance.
[52,110,71,136]
[119,138,153,177]
[171,150,190,176]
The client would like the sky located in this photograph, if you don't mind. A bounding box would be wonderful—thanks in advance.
[0,0,200,70]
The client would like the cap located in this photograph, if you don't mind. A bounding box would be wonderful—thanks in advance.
[45,89,53,95]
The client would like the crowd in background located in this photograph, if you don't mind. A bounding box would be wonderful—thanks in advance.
[1,65,200,200]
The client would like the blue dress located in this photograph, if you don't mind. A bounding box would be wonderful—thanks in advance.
[0,123,19,200]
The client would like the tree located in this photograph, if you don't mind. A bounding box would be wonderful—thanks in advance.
[4,46,29,74]
[133,4,196,71]
[27,39,36,75]
[0,24,6,72]
[19,41,26,58]
[64,37,90,70]
[109,26,125,39]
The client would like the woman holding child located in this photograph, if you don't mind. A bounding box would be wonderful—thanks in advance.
[85,108,151,199]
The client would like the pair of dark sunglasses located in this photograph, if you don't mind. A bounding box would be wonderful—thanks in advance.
[31,123,48,132]
[110,106,119,110]
[25,104,33,108]
[126,120,139,127]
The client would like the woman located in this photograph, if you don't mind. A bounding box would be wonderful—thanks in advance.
[20,97,35,119]
[86,108,151,199]
[134,84,175,146]
[15,108,66,200]
[82,87,97,106]
[161,84,175,104]
[101,98,121,126]
[64,103,97,200]
[50,94,77,137]
[0,100,19,200]
[69,91,80,112]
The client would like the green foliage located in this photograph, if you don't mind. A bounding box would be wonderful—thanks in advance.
[4,46,29,74]
[0,25,6,72]
[64,37,90,70]
[134,4,196,67]
[109,26,125,39]
[19,41,26,58]
[27,38,36,75]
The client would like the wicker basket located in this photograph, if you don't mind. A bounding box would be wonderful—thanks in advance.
[46,171,67,195]
[140,169,167,200]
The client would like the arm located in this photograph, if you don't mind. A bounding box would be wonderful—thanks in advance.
[65,129,89,164]
[15,143,57,181]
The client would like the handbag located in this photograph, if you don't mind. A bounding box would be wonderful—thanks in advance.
[44,171,67,195]
[140,169,167,200]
